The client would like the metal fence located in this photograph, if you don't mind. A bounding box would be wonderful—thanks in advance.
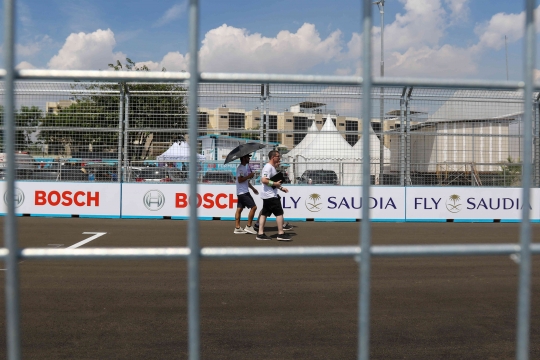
[1,82,538,187]
[1,0,538,360]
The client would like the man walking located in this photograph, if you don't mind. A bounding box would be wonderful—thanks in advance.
[256,150,292,241]
[234,154,259,234]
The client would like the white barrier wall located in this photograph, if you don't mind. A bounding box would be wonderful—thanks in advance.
[0,182,121,217]
[3,182,539,222]
[406,187,540,221]
[121,184,406,220]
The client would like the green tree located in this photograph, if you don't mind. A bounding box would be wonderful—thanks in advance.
[0,105,43,152]
[15,106,43,151]
[38,58,188,160]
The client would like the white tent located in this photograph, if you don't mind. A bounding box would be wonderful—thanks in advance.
[282,121,319,161]
[352,126,391,183]
[290,117,361,185]
[157,142,205,162]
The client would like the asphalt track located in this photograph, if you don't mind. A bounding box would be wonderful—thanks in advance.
[0,218,539,359]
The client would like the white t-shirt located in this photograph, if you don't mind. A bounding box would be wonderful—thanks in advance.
[260,163,278,199]
[236,164,252,195]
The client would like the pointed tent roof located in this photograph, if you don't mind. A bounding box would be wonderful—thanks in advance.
[157,142,205,162]
[296,117,359,160]
[283,121,319,160]
[352,124,391,160]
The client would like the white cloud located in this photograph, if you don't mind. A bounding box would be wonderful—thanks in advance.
[154,2,187,27]
[16,36,51,57]
[135,52,189,72]
[198,23,342,73]
[47,29,126,70]
[475,6,540,50]
[16,61,36,70]
[381,0,447,52]
[444,0,469,20]
[388,44,477,77]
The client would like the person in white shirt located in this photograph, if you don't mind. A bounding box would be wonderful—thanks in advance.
[256,150,292,241]
[234,154,259,234]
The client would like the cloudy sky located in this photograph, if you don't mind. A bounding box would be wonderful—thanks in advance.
[0,0,538,80]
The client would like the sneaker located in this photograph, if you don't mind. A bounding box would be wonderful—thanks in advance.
[277,233,292,241]
[234,227,247,234]
[283,222,294,231]
[244,225,257,234]
[254,223,259,231]
[256,233,272,241]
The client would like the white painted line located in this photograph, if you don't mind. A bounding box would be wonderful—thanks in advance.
[67,232,107,249]
[48,244,64,248]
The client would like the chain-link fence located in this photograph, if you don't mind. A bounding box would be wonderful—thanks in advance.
[1,82,539,187]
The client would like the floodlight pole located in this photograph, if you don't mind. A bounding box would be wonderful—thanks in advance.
[375,0,385,185]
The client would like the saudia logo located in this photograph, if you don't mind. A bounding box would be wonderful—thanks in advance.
[4,188,25,208]
[445,194,462,213]
[143,190,165,211]
[305,193,323,212]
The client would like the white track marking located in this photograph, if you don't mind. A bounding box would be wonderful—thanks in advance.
[0,233,106,270]
[67,232,107,249]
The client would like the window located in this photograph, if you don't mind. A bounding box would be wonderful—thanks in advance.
[268,115,278,143]
[293,116,311,145]
[346,121,358,132]
[316,121,322,124]
[286,135,292,137]
[332,119,336,126]
[346,135,358,146]
[198,112,209,137]
[229,112,245,138]
[339,123,345,126]
[286,119,292,123]
[220,115,228,119]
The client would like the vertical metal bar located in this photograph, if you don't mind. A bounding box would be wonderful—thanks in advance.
[260,84,265,169]
[187,1,201,359]
[3,0,22,359]
[265,84,269,150]
[400,87,406,186]
[405,88,412,185]
[533,93,540,187]
[359,0,373,359]
[123,91,130,182]
[516,1,536,358]
[117,85,124,182]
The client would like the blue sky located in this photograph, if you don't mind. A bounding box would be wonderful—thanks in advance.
[0,0,539,80]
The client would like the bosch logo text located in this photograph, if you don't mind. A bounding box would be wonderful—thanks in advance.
[35,191,100,207]
[176,192,237,209]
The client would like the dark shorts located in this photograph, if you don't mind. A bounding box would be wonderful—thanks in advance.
[261,196,284,217]
[237,193,256,209]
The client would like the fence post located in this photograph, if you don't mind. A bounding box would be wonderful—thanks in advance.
[359,1,373,359]
[187,1,201,359]
[405,88,413,185]
[117,84,124,183]
[516,0,536,358]
[400,87,407,186]
[535,96,540,187]
[260,84,265,169]
[123,89,130,182]
[3,0,22,359]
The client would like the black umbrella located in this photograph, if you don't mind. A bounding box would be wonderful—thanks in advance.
[224,142,267,164]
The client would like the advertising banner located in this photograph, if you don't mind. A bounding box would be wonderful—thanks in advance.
[406,187,540,221]
[0,181,121,217]
[121,184,406,220]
